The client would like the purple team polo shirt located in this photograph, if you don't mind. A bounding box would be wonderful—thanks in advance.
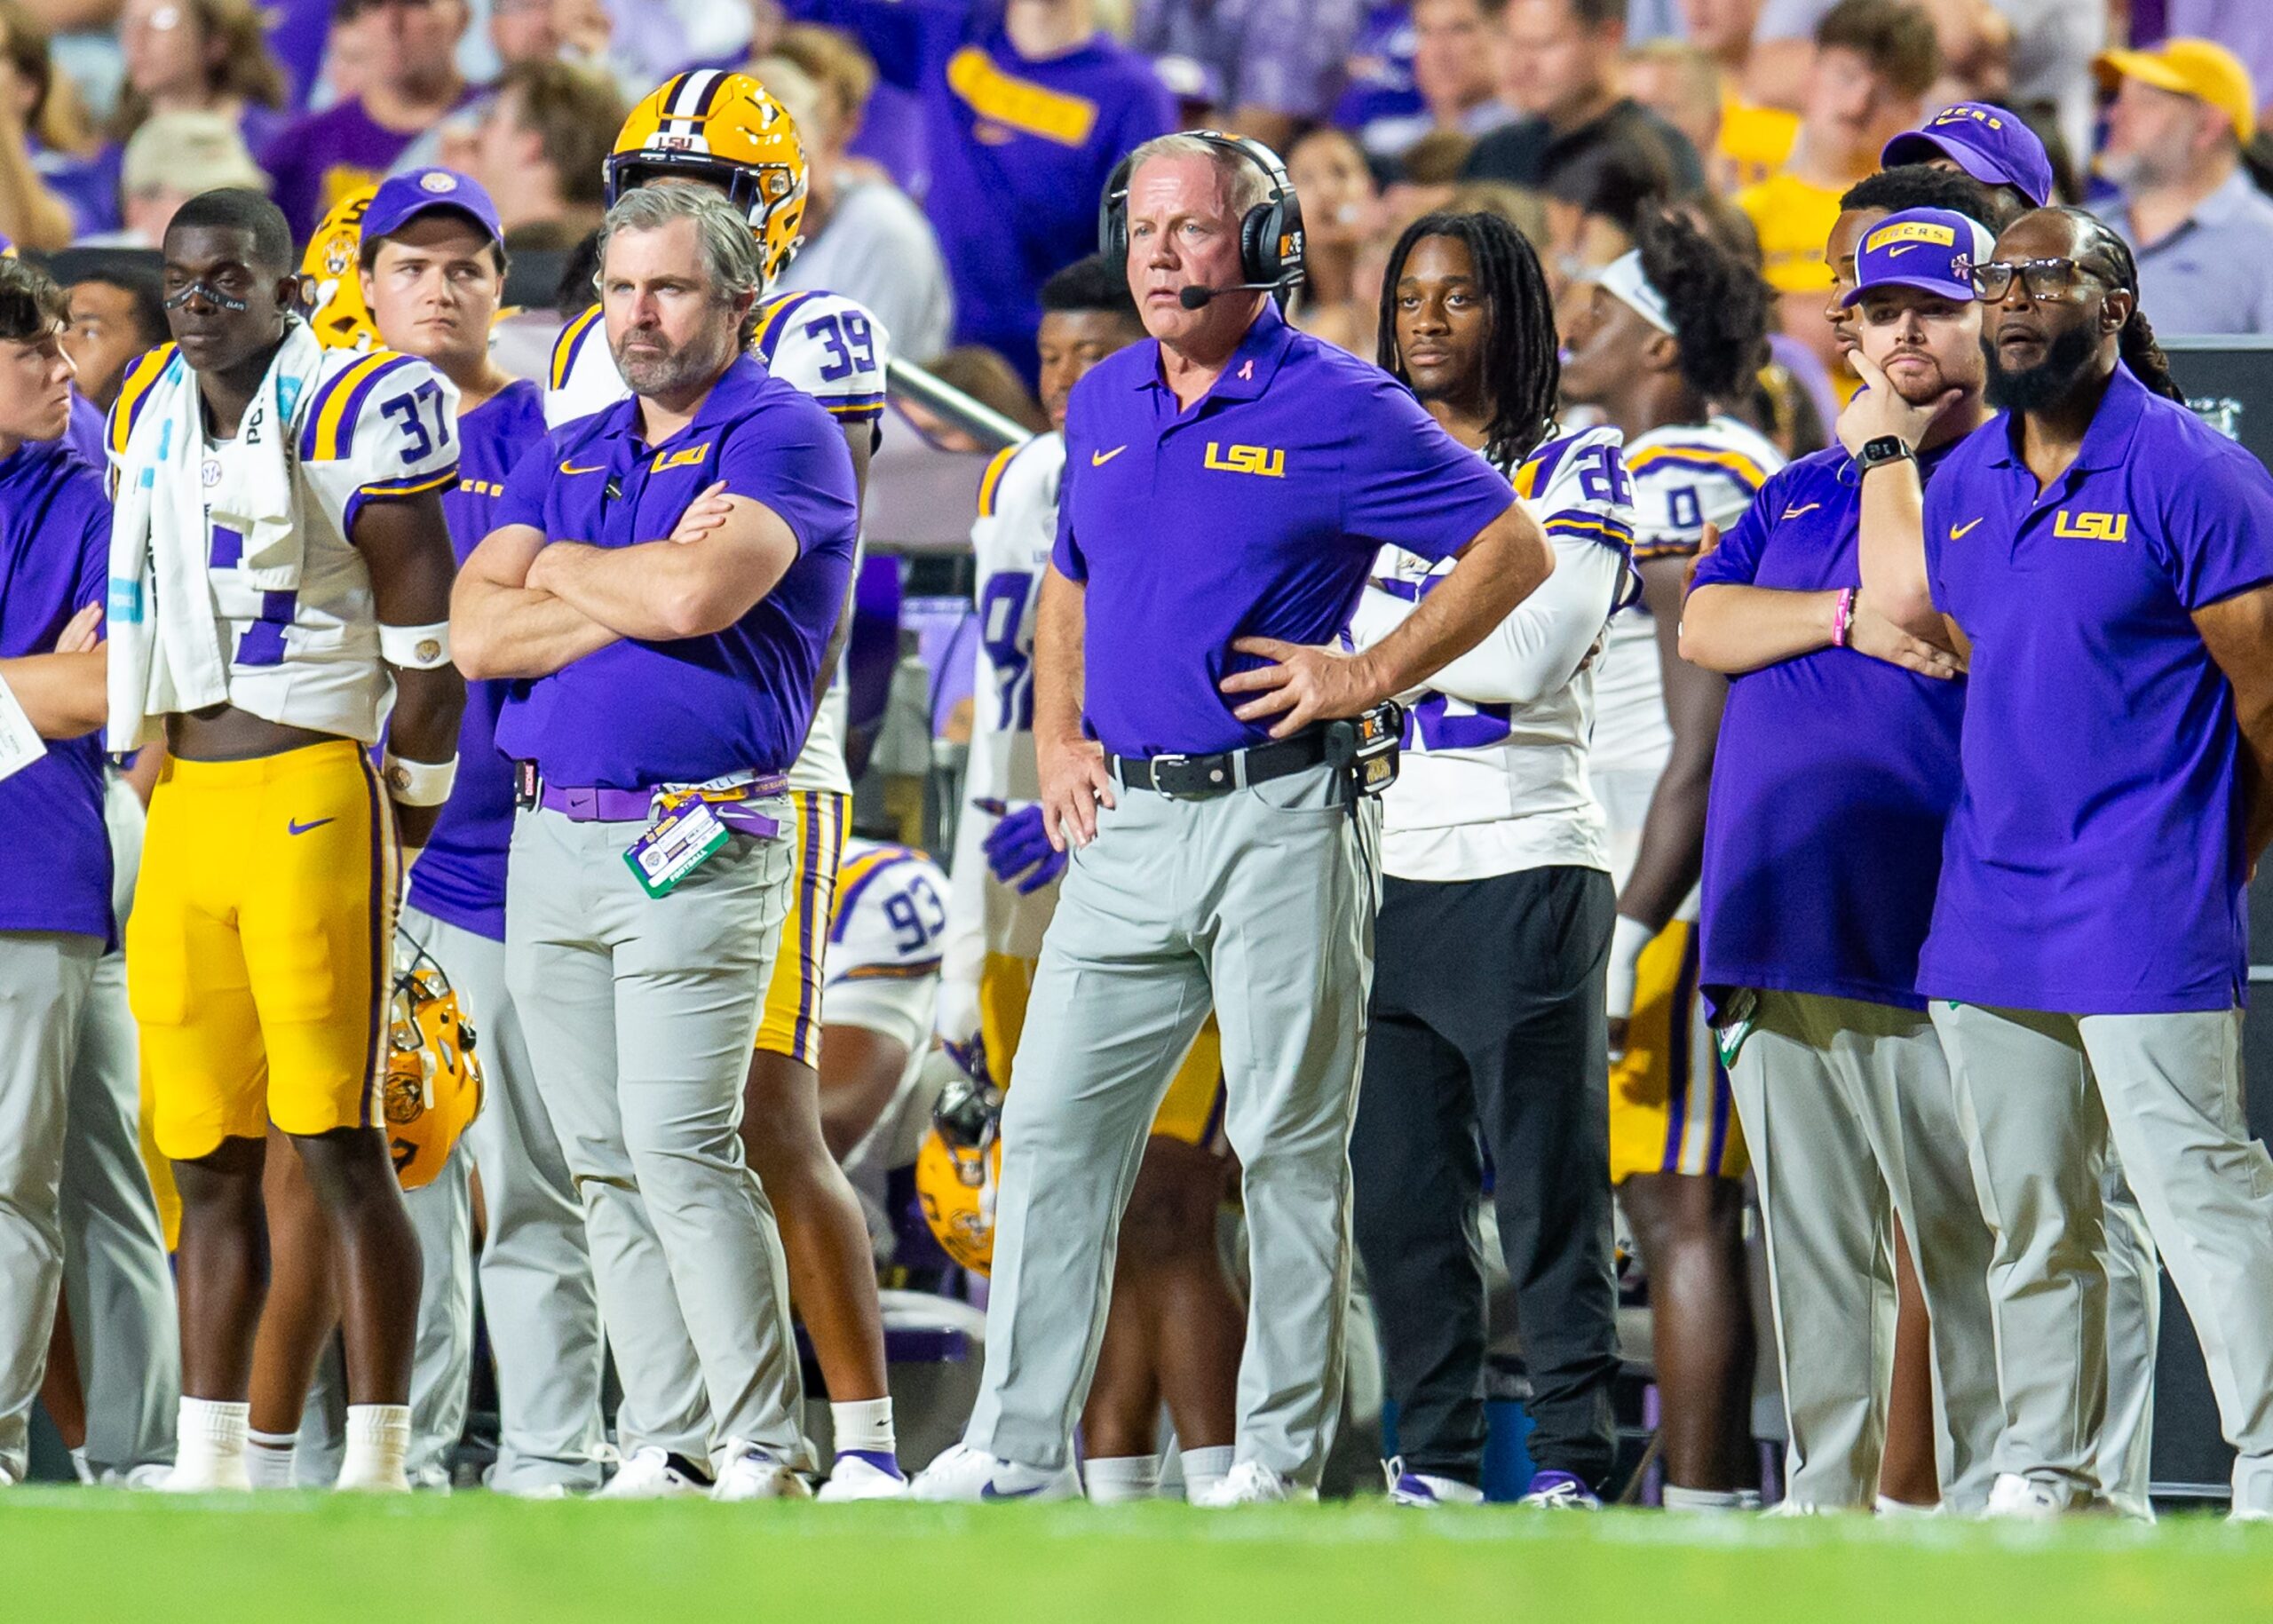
[1921,365,2273,1015]
[1692,444,1966,1014]
[1051,301,1516,759]
[0,439,115,945]
[406,378,547,943]
[493,355,859,790]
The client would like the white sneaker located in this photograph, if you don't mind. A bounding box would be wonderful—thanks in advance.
[104,1462,176,1491]
[595,1446,712,1500]
[1984,1473,2071,1520]
[909,1443,1079,1502]
[1192,1461,1311,1507]
[711,1444,812,1501]
[160,1457,252,1493]
[818,1451,910,1501]
[1384,1458,1483,1507]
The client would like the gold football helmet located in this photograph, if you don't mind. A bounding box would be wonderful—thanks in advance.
[384,942,484,1192]
[301,185,379,351]
[606,69,808,290]
[915,1061,1002,1276]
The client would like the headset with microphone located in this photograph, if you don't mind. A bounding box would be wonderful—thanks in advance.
[1097,130,1307,311]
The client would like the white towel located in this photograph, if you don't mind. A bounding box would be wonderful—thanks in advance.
[107,320,327,750]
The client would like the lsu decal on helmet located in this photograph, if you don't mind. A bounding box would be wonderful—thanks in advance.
[606,69,808,289]
[384,941,484,1192]
[301,185,379,351]
[915,1056,1002,1276]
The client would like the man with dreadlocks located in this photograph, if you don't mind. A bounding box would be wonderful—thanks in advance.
[1345,210,1635,1510]
[1858,203,2273,1521]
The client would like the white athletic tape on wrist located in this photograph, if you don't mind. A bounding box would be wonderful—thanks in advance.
[383,751,458,807]
[379,621,453,670]
[1605,914,1656,1023]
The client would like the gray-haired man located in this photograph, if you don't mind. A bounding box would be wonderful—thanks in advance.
[451,185,861,1501]
[913,131,1553,1506]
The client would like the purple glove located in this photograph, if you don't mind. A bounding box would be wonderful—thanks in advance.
[981,802,1067,894]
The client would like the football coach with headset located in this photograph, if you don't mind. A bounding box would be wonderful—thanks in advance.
[915,131,1556,1507]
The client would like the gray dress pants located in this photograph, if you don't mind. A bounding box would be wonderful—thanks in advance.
[1726,991,2001,1511]
[965,763,1382,1486]
[399,903,606,1492]
[0,931,99,1484]
[61,772,178,1476]
[503,802,806,1467]
[1935,1002,2271,1512]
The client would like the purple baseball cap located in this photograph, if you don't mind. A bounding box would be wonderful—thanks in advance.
[361,167,503,250]
[1881,102,2055,208]
[1840,207,1997,308]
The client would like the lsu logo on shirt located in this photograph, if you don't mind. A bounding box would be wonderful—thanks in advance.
[1204,442,1285,479]
[2054,509,2128,543]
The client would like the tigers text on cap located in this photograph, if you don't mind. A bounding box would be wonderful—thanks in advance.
[360,167,504,250]
[1881,102,2055,209]
[2095,38,2257,146]
[1841,208,1997,308]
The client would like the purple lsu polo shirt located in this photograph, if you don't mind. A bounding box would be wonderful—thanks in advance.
[1691,443,1967,1016]
[1921,364,2273,1015]
[0,438,115,945]
[1052,300,1516,760]
[493,355,859,791]
[405,378,547,944]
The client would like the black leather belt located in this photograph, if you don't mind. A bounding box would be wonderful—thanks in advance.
[1108,729,1329,801]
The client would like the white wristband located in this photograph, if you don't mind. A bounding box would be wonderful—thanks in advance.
[379,621,452,670]
[1604,914,1656,1024]
[382,751,458,808]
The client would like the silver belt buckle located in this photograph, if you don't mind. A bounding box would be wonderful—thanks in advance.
[1147,752,1192,799]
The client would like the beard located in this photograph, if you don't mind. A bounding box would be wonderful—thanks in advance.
[1982,323,2097,414]
[613,323,730,400]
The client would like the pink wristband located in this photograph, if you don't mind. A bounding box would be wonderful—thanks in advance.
[1831,587,1856,648]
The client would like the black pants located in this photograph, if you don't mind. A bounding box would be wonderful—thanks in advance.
[1350,863,1620,1490]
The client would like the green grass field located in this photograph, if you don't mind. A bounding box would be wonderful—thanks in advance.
[9,1493,2273,1622]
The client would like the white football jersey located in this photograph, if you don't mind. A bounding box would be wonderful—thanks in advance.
[1347,425,1635,884]
[937,432,1058,1044]
[107,343,460,745]
[826,838,953,1244]
[546,287,894,796]
[1591,416,1784,795]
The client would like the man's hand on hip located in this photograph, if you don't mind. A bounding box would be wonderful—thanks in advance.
[1039,733,1117,852]
[1220,638,1380,738]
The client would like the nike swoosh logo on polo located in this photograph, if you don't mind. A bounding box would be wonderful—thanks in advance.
[1090,446,1127,466]
[1782,503,1821,519]
[979,1480,1047,1500]
[1952,518,1984,539]
[288,817,335,836]
[559,460,605,475]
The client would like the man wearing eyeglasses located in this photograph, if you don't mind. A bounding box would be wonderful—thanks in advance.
[1857,203,2273,1521]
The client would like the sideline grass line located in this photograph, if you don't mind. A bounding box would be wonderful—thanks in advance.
[9,1493,2273,1624]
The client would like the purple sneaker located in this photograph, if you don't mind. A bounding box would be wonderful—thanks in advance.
[1384,1457,1485,1507]
[1519,1470,1602,1509]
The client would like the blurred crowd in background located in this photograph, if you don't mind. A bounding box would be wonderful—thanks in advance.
[8,0,2273,452]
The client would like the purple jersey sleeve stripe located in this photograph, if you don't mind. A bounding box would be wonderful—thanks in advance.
[329,354,421,462]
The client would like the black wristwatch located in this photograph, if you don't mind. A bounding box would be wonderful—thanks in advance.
[1856,434,1916,475]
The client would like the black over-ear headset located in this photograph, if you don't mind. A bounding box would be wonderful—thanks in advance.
[1097,130,1307,305]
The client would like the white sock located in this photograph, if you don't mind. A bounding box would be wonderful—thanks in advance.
[831,1398,896,1459]
[1738,1489,1763,1511]
[68,1446,94,1485]
[336,1404,411,1493]
[1084,1454,1160,1503]
[246,1429,299,1490]
[171,1398,251,1491]
[1875,1493,1937,1517]
[1662,1485,1746,1512]
[1180,1446,1234,1502]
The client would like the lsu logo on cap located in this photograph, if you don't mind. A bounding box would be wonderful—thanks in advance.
[2054,509,2128,543]
[1205,442,1285,478]
[418,170,457,193]
[1865,220,1959,253]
